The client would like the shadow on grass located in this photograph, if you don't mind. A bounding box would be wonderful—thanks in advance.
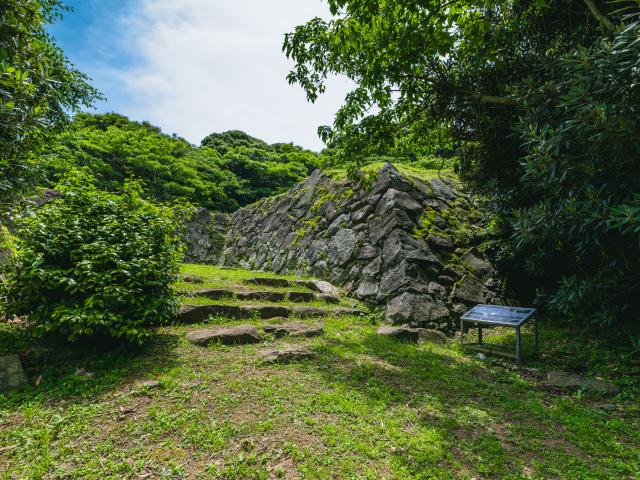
[302,330,621,478]
[0,324,181,408]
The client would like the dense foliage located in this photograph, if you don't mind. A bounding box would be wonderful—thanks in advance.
[504,17,640,329]
[286,1,640,331]
[0,172,187,343]
[0,0,101,204]
[45,113,322,210]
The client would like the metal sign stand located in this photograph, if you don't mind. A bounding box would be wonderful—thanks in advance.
[460,304,538,363]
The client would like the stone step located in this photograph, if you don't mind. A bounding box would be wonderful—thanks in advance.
[188,288,339,304]
[178,303,364,324]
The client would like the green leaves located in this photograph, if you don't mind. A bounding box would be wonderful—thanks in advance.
[0,172,189,343]
[0,0,102,203]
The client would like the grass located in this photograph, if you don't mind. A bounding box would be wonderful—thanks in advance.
[176,264,316,296]
[1,265,639,479]
[326,160,457,185]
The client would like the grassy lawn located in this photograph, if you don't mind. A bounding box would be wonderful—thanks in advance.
[0,267,638,479]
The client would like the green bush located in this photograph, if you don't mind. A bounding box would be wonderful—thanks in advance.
[0,171,188,343]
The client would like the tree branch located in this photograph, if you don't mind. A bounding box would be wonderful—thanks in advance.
[473,94,518,106]
[583,0,616,32]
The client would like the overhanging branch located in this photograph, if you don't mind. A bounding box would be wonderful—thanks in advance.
[583,0,616,32]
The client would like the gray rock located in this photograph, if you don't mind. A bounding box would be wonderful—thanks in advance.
[460,252,493,283]
[355,279,379,300]
[362,257,382,276]
[258,345,316,363]
[291,306,328,318]
[182,274,205,284]
[451,276,491,304]
[416,329,448,344]
[377,261,427,300]
[187,325,261,346]
[239,305,291,319]
[306,280,340,297]
[263,322,323,338]
[328,228,357,265]
[0,355,28,392]
[377,326,420,342]
[286,291,317,302]
[375,188,423,217]
[351,204,372,223]
[141,380,161,389]
[545,371,620,395]
[358,244,379,259]
[371,163,415,195]
[385,292,451,326]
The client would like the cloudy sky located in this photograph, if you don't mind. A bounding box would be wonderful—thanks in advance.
[49,0,351,151]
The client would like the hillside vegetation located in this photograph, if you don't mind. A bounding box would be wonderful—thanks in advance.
[43,113,321,211]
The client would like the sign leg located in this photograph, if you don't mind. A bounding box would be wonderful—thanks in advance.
[515,327,521,363]
[460,318,465,347]
[478,325,483,345]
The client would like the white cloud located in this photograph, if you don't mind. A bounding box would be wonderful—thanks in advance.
[112,0,351,150]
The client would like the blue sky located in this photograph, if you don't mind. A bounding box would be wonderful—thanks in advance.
[48,0,351,150]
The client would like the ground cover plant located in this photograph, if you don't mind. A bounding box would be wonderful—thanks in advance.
[0,266,638,479]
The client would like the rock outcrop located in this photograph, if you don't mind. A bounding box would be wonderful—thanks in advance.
[186,163,503,332]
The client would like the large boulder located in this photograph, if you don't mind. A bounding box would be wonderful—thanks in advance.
[0,355,28,392]
[328,228,357,266]
[545,371,620,395]
[385,292,450,327]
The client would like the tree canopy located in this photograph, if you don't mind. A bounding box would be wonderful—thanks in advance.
[0,0,101,203]
[285,1,640,331]
[44,113,322,210]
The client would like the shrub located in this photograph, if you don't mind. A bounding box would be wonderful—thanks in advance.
[0,171,189,343]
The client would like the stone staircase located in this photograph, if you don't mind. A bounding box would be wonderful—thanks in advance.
[177,268,366,361]
[177,272,364,324]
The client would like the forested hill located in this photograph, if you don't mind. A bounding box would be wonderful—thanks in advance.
[43,113,321,211]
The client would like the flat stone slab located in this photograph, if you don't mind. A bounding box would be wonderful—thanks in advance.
[179,304,292,323]
[258,345,316,363]
[239,305,291,319]
[192,288,234,300]
[291,306,329,318]
[0,355,28,392]
[187,325,261,346]
[286,291,317,302]
[236,291,287,302]
[246,277,291,288]
[545,371,620,395]
[263,322,324,338]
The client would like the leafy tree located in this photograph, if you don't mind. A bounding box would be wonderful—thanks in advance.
[283,0,606,181]
[0,0,101,203]
[286,1,640,331]
[201,130,270,155]
[0,171,187,343]
[45,113,242,211]
[502,15,640,329]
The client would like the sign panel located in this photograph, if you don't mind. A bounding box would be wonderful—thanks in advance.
[461,304,536,327]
